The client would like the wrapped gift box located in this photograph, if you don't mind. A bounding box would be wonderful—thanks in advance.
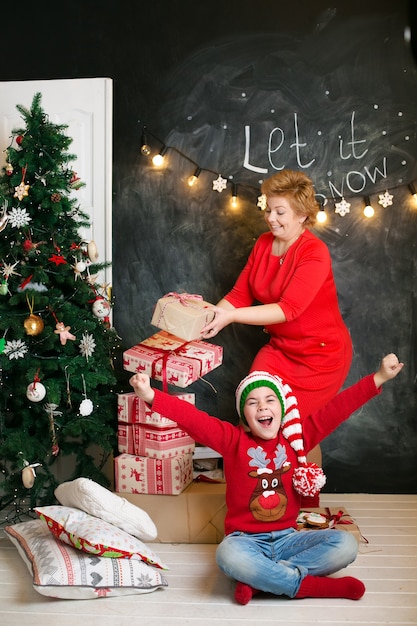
[151,293,215,341]
[117,392,141,423]
[123,330,222,388]
[117,423,134,454]
[114,452,193,495]
[142,392,195,428]
[117,481,227,542]
[297,507,362,543]
[133,424,195,459]
[118,390,195,428]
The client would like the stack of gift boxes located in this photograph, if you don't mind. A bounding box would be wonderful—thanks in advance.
[114,293,223,496]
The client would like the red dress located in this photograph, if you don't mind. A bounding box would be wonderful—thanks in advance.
[224,229,352,419]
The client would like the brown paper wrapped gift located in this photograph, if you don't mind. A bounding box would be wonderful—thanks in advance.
[151,292,215,341]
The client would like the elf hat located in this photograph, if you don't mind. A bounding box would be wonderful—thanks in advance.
[235,371,326,497]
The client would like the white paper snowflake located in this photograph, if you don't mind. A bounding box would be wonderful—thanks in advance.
[4,338,28,359]
[79,333,96,360]
[257,193,267,210]
[212,175,228,193]
[8,207,32,228]
[334,198,351,217]
[378,190,394,208]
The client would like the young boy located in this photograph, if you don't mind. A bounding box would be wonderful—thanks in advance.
[129,353,403,605]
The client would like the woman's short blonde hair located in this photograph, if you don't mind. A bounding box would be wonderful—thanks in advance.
[261,170,319,227]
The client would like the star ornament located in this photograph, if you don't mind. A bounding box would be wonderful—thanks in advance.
[1,259,20,279]
[212,175,228,193]
[378,190,394,208]
[334,197,351,217]
[14,182,30,201]
[257,193,267,210]
[48,253,67,266]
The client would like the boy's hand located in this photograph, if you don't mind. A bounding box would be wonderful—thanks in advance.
[129,373,155,405]
[374,353,404,388]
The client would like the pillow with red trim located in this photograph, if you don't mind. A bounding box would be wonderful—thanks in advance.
[35,505,167,569]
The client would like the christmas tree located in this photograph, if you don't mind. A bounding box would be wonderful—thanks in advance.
[0,93,119,520]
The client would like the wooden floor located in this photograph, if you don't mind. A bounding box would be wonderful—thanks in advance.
[0,493,416,626]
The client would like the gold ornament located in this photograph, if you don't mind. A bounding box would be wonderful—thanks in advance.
[24,314,44,336]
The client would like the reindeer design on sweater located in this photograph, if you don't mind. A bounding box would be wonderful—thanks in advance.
[247,444,291,522]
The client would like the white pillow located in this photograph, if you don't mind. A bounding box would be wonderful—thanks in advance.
[55,477,157,541]
[5,519,168,600]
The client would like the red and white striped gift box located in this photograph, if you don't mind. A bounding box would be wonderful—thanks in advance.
[114,452,194,495]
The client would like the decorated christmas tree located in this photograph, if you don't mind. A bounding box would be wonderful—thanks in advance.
[0,93,119,520]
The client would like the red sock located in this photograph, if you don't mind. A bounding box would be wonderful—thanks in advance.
[296,575,365,600]
[234,582,261,605]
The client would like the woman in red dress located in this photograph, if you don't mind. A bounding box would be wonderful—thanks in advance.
[201,169,352,422]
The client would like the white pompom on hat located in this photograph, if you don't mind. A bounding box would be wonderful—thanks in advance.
[235,371,326,497]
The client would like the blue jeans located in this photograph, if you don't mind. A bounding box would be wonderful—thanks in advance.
[215,528,358,598]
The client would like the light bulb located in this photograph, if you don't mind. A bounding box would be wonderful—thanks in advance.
[141,143,151,156]
[187,167,201,187]
[152,145,167,167]
[316,210,327,224]
[231,184,238,208]
[363,196,374,218]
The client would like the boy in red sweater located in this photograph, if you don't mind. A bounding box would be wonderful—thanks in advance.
[129,353,403,605]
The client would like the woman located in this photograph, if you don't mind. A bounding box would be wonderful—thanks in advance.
[201,169,352,422]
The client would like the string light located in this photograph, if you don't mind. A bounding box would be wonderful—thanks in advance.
[139,125,417,219]
[140,128,151,156]
[187,167,201,187]
[231,183,238,208]
[363,196,375,218]
[408,182,417,200]
[316,198,327,224]
[152,145,168,167]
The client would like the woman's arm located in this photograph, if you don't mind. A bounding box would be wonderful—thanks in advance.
[200,300,285,338]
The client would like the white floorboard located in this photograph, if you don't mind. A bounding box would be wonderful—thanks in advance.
[0,494,416,625]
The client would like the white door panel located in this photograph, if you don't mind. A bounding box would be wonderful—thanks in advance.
[0,78,112,285]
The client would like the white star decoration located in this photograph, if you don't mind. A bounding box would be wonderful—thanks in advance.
[257,194,267,210]
[79,333,96,360]
[212,175,228,193]
[378,190,394,208]
[4,338,28,360]
[335,198,351,217]
[1,260,20,279]
[8,207,32,228]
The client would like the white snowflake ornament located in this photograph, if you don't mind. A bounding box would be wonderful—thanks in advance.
[378,190,394,208]
[4,338,28,359]
[212,175,228,193]
[257,193,267,210]
[79,398,94,416]
[79,333,96,360]
[8,207,32,228]
[335,197,351,217]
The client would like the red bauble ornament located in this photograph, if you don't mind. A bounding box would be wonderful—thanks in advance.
[16,135,24,145]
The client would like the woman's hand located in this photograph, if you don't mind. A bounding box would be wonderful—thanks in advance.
[200,305,234,338]
[129,373,155,404]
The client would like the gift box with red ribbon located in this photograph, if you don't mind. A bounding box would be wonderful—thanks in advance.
[114,452,194,495]
[151,292,215,341]
[133,423,195,459]
[297,507,363,543]
[117,423,134,454]
[123,330,223,389]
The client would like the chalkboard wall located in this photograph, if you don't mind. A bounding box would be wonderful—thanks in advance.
[1,1,416,493]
